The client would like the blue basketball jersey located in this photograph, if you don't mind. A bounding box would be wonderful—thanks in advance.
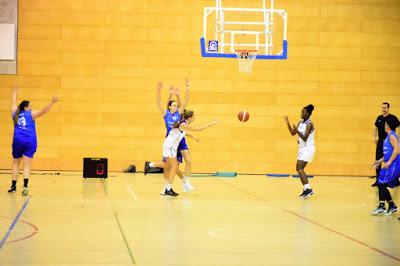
[164,110,181,135]
[383,131,399,163]
[13,111,37,143]
[378,131,400,187]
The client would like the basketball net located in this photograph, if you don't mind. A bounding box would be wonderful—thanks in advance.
[236,50,257,73]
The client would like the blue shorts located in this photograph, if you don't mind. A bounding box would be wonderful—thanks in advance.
[378,161,400,188]
[162,138,188,164]
[12,139,37,159]
[178,137,189,151]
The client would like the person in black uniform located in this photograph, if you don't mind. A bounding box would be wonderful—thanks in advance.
[372,102,400,186]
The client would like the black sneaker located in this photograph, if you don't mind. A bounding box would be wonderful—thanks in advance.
[372,205,386,215]
[386,205,398,215]
[299,190,306,198]
[144,161,150,175]
[302,188,314,198]
[8,186,16,193]
[165,188,179,197]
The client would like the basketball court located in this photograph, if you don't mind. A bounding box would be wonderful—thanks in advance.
[0,172,399,265]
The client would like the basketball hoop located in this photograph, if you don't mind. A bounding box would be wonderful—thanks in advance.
[235,50,257,73]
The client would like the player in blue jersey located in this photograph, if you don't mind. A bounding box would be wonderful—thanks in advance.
[371,117,400,215]
[145,79,198,193]
[7,87,58,196]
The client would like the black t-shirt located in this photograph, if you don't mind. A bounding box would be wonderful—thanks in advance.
[375,114,400,141]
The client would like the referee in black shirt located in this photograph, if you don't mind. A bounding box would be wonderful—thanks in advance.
[372,102,400,186]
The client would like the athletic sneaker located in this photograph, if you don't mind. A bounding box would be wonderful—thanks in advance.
[7,186,16,193]
[300,188,314,198]
[372,205,386,215]
[303,188,314,198]
[165,188,179,197]
[182,182,194,192]
[144,161,150,175]
[22,187,28,196]
[386,205,398,215]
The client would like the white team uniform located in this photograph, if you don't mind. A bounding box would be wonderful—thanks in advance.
[297,119,315,162]
[163,122,187,159]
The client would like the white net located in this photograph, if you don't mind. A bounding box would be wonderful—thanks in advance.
[236,50,257,73]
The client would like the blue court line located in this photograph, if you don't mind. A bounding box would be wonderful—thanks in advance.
[0,196,30,250]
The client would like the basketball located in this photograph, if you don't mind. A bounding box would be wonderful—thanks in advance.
[238,110,250,122]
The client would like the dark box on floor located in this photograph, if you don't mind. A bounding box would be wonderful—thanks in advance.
[83,158,108,178]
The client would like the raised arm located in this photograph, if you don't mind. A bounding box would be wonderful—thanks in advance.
[156,81,165,114]
[297,122,314,142]
[32,96,58,120]
[284,116,297,136]
[178,78,190,113]
[11,86,18,114]
[180,121,218,132]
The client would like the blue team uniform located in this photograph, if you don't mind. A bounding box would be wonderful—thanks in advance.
[377,131,400,188]
[12,111,37,158]
[163,110,188,163]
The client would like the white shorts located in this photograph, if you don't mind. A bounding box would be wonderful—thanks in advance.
[162,145,178,159]
[297,145,315,162]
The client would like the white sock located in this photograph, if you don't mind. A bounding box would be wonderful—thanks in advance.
[303,184,311,190]
[183,176,189,183]
[149,162,155,167]
[165,183,172,190]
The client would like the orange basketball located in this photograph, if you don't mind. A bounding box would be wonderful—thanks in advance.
[238,110,250,122]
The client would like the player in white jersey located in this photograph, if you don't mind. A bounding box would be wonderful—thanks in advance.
[162,110,218,196]
[284,104,315,198]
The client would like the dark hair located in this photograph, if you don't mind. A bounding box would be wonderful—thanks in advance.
[173,109,194,128]
[304,104,314,116]
[167,100,177,110]
[13,100,30,126]
[382,102,390,108]
[386,117,398,131]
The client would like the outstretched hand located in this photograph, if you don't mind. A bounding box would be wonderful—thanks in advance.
[169,85,174,95]
[283,116,289,125]
[184,77,189,88]
[52,96,59,103]
[157,81,163,91]
[372,160,381,169]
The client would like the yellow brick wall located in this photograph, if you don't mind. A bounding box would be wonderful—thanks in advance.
[0,0,399,175]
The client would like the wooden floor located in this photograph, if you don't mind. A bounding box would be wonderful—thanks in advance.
[0,172,399,266]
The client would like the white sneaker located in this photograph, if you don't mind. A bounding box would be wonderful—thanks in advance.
[182,182,194,192]
[22,187,28,196]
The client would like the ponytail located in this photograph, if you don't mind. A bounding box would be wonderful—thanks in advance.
[173,109,194,128]
[13,100,30,126]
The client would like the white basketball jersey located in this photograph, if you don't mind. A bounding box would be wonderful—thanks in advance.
[297,119,314,147]
[163,122,187,150]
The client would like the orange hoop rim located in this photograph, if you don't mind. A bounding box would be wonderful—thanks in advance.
[235,49,258,53]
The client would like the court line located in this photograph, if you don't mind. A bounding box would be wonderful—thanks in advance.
[127,186,138,201]
[0,196,30,250]
[6,219,39,244]
[214,177,400,263]
[283,209,400,262]
[100,180,136,264]
[0,216,39,244]
[114,211,136,265]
